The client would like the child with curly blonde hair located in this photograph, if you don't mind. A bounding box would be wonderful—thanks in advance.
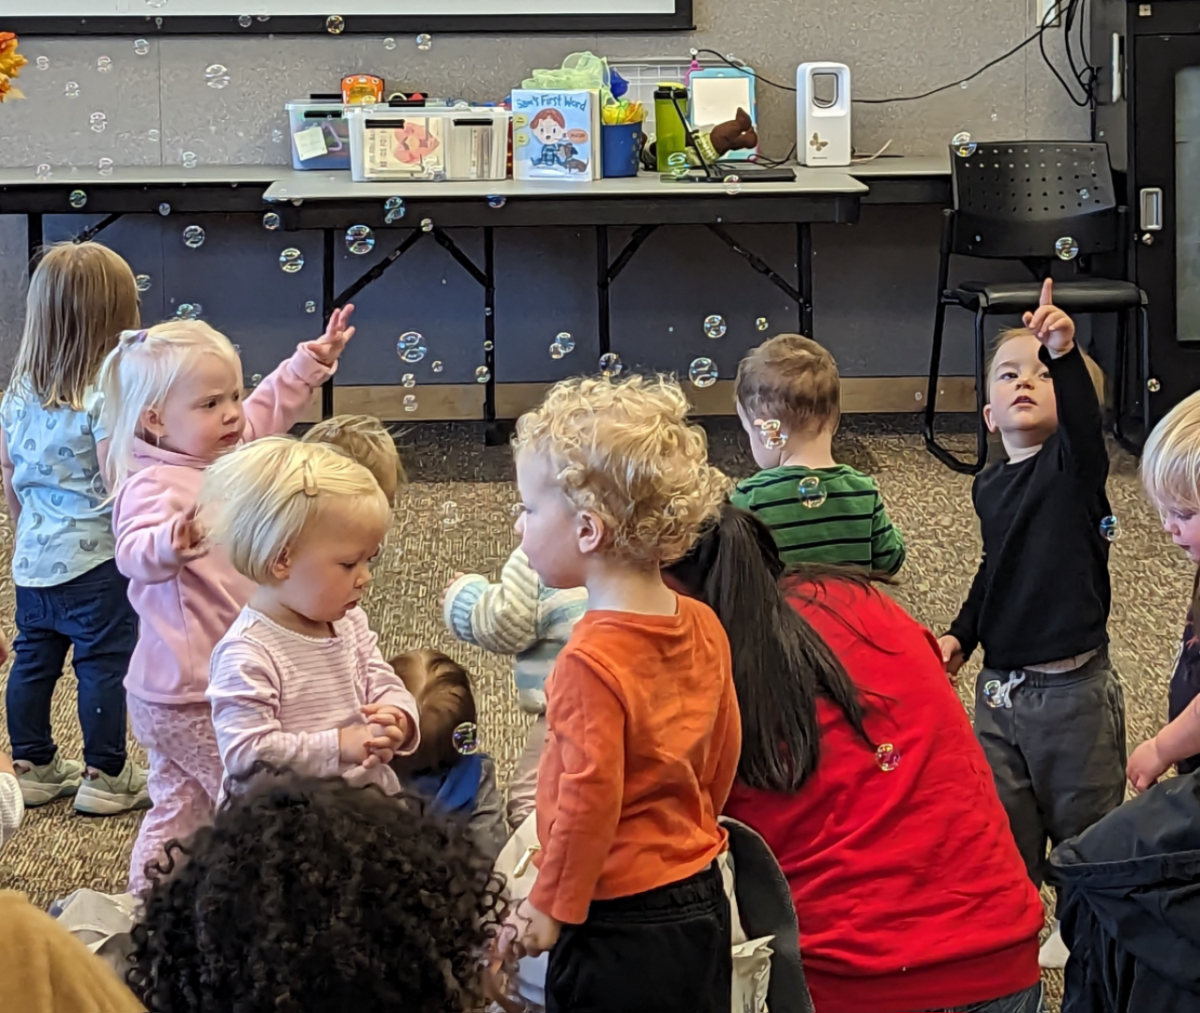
[503,374,741,1013]
[202,438,418,795]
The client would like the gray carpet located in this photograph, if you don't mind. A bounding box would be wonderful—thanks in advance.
[0,418,1187,1012]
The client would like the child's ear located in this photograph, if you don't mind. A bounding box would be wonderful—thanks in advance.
[577,510,605,555]
[982,403,998,434]
[140,405,166,438]
[270,546,293,581]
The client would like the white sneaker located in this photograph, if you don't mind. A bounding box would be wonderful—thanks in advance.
[14,754,84,806]
[74,761,151,816]
[1038,921,1071,969]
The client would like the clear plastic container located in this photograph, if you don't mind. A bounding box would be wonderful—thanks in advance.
[286,97,352,171]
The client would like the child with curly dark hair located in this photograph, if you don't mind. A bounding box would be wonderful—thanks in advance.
[126,767,505,1013]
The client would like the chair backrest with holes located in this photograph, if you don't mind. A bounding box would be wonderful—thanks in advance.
[948,141,1119,260]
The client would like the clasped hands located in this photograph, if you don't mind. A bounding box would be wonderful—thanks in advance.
[339,704,413,768]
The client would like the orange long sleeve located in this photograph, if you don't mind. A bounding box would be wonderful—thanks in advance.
[530,595,741,925]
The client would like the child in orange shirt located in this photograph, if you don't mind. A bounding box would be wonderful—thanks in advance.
[504,374,741,1013]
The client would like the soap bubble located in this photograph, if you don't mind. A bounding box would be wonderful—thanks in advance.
[1148,378,1162,393]
[475,366,491,383]
[549,331,576,359]
[983,680,1005,709]
[952,131,976,157]
[145,0,167,7]
[599,353,623,378]
[798,475,827,509]
[147,128,160,141]
[688,357,718,388]
[482,340,493,352]
[396,331,427,363]
[1054,236,1079,261]
[723,174,742,196]
[1099,515,1122,542]
[416,33,433,51]
[345,224,375,255]
[421,218,434,232]
[95,162,112,180]
[452,721,479,755]
[182,225,206,249]
[487,195,507,209]
[263,211,281,230]
[158,202,171,216]
[250,373,263,387]
[204,64,230,89]
[384,196,406,222]
[97,56,112,73]
[756,317,769,331]
[757,419,787,451]
[305,301,317,314]
[442,500,459,528]
[403,394,418,412]
[238,14,252,27]
[384,37,397,50]
[875,743,901,772]
[666,151,689,178]
[703,314,727,339]
[175,303,201,320]
[271,128,284,144]
[1079,188,1090,200]
[133,39,150,56]
[326,15,345,33]
[135,274,152,293]
[36,164,52,180]
[279,248,305,273]
[431,360,444,373]
[36,56,49,70]
[401,373,416,388]
[89,112,107,134]
[181,151,198,169]
[65,81,80,99]
[68,190,88,210]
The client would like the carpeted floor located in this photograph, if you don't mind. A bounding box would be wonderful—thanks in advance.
[0,417,1188,1012]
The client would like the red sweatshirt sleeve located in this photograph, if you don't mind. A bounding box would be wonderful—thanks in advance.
[529,650,626,925]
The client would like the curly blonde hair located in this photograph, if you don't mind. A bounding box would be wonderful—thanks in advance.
[512,374,730,565]
[303,414,405,504]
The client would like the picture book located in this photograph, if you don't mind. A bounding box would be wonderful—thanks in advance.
[511,89,600,181]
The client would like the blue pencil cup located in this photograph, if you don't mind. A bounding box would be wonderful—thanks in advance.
[601,122,643,178]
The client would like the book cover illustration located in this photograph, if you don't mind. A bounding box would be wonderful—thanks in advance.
[362,116,446,180]
[512,90,596,180]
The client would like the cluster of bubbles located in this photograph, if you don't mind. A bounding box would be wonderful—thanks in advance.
[549,332,575,359]
[345,224,375,255]
[599,352,623,378]
[279,248,305,273]
[756,419,787,451]
[205,64,230,90]
[951,131,977,158]
[875,743,901,772]
[703,314,727,339]
[688,357,718,388]
[396,331,427,363]
[182,225,206,250]
[1055,236,1079,261]
[384,196,406,223]
[1099,515,1122,542]
[798,476,827,509]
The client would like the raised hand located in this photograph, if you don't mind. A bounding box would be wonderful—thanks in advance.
[1022,278,1075,356]
[306,303,357,367]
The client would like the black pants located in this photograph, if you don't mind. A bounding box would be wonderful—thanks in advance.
[546,863,731,1013]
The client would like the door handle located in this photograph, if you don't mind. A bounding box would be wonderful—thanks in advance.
[1111,33,1124,103]
[1140,188,1163,231]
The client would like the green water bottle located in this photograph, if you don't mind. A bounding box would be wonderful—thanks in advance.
[654,85,689,173]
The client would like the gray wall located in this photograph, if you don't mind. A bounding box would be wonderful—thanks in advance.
[0,0,1088,392]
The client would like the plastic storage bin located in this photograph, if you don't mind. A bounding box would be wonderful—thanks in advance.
[286,97,352,171]
[347,104,511,182]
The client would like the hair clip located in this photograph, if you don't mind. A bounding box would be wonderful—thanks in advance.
[301,459,319,497]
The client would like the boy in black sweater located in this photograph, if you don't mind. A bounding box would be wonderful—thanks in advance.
[938,279,1126,968]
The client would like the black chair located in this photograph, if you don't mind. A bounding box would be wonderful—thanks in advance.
[924,141,1149,474]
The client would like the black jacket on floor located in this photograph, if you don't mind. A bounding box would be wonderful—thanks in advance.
[1048,772,1200,1013]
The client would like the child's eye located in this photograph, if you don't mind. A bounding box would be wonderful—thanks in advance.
[999,371,1017,381]
[1174,510,1197,522]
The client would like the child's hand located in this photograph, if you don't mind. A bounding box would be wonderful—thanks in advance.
[1022,278,1075,357]
[937,635,965,680]
[362,704,414,749]
[170,507,208,564]
[1127,736,1170,793]
[305,304,356,367]
[338,722,398,766]
[517,900,562,956]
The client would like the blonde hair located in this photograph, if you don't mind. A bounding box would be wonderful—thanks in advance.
[735,334,840,435]
[12,242,140,409]
[199,436,389,584]
[1142,389,1200,516]
[97,319,242,490]
[512,374,730,565]
[988,327,1106,405]
[302,414,405,504]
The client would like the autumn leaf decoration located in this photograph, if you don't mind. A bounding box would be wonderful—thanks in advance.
[0,32,28,103]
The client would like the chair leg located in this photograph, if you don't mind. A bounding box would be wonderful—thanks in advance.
[1111,308,1130,445]
[922,297,949,442]
[924,302,989,475]
[971,308,989,473]
[1140,303,1152,443]
[1113,304,1152,455]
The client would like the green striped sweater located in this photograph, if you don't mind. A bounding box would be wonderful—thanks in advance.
[730,464,906,573]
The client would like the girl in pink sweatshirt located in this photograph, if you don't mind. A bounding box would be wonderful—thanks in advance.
[98,308,356,892]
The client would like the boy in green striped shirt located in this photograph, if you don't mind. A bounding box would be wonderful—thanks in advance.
[730,333,905,573]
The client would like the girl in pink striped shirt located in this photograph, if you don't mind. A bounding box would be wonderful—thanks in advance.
[202,437,419,795]
[100,309,356,892]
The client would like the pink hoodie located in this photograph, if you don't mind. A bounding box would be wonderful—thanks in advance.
[114,344,333,705]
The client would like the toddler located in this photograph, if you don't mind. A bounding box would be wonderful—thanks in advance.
[390,648,507,859]
[302,412,405,504]
[1127,389,1200,791]
[443,549,586,828]
[100,306,355,891]
[0,242,146,814]
[203,437,418,792]
[731,333,905,572]
[505,373,741,1013]
[937,279,1125,967]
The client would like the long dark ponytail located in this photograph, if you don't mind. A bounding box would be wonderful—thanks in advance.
[666,504,872,793]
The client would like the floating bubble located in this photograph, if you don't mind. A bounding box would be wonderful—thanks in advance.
[555,332,575,354]
[89,112,107,134]
[420,218,434,232]
[182,225,206,250]
[482,340,493,352]
[431,360,444,373]
[666,151,689,179]
[147,128,160,141]
[951,131,976,158]
[250,373,263,387]
[205,64,230,89]
[36,164,52,180]
[452,721,479,755]
[416,33,433,51]
[384,36,397,50]
[135,274,152,293]
[1099,515,1122,542]
[175,303,201,320]
[1147,377,1162,393]
[134,39,150,56]
[403,394,417,412]
[263,211,281,230]
[723,173,742,196]
[305,301,317,314]
[756,317,769,331]
[875,743,901,772]
[158,202,171,216]
[145,0,167,7]
[983,680,1005,709]
[401,373,416,388]
[238,14,252,27]
[475,366,491,383]
[279,248,305,273]
[384,196,406,223]
[442,500,459,528]
[326,15,345,33]
[510,502,523,517]
[487,194,507,209]
[97,56,112,73]
[181,151,198,169]
[703,314,727,339]
[798,475,827,509]
[64,82,80,99]
[256,14,270,20]
[396,331,427,363]
[271,128,284,144]
[36,56,49,71]
[757,418,787,451]
[549,343,565,359]
[1054,236,1079,261]
[1079,188,1090,200]
[689,357,718,388]
[599,352,623,378]
[69,190,88,210]
[345,224,375,255]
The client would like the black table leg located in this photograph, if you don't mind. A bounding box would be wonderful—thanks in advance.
[797,222,814,337]
[597,225,610,357]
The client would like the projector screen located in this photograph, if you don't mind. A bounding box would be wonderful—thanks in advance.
[6,0,692,34]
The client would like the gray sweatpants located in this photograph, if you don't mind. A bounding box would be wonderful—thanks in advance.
[973,650,1127,888]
